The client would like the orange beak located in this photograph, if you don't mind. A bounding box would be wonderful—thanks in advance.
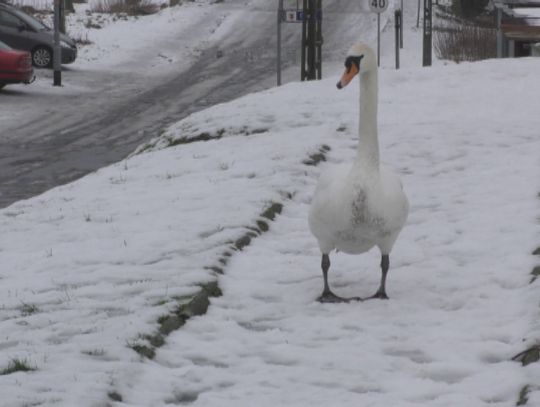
[336,63,359,89]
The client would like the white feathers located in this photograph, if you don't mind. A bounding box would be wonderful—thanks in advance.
[309,43,408,257]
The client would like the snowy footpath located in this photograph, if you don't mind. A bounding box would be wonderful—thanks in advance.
[1,31,540,407]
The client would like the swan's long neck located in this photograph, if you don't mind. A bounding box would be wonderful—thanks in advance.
[358,69,380,171]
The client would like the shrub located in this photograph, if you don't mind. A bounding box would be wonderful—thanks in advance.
[1,359,35,375]
[90,0,159,15]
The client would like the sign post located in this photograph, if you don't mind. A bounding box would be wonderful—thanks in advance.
[369,0,388,67]
[277,0,322,83]
[422,0,432,67]
[400,0,403,48]
[301,0,322,81]
[395,9,401,69]
[277,0,283,85]
[53,0,61,86]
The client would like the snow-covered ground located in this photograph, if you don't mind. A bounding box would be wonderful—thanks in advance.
[1,1,540,406]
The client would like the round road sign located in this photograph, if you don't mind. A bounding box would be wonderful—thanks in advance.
[369,0,388,13]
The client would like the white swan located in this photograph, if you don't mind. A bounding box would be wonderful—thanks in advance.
[308,42,409,302]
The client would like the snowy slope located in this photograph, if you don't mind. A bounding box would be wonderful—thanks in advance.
[1,2,540,407]
[116,59,540,406]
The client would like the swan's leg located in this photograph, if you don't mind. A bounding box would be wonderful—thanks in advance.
[317,254,362,303]
[369,254,390,300]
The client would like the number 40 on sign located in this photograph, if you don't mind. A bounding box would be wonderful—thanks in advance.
[369,0,388,13]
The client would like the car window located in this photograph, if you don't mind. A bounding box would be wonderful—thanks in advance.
[0,10,23,29]
[11,8,49,31]
[0,40,13,50]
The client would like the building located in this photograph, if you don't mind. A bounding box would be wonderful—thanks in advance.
[494,0,540,56]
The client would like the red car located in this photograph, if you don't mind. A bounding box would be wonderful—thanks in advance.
[0,40,34,90]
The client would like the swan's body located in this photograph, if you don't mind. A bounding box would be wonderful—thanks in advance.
[308,43,408,302]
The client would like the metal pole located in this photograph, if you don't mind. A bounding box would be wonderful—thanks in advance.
[377,13,380,67]
[301,0,306,80]
[395,9,400,69]
[400,0,404,48]
[316,0,322,79]
[496,6,503,58]
[422,0,432,66]
[53,0,61,86]
[277,0,283,85]
[417,0,421,28]
[307,0,316,80]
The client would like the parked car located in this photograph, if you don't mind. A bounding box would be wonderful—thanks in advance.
[0,39,33,89]
[0,2,77,68]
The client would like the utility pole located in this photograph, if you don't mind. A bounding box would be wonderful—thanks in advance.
[53,0,61,86]
[277,0,283,85]
[496,3,504,58]
[400,0,403,48]
[301,0,322,81]
[417,0,421,28]
[395,9,401,69]
[422,0,432,66]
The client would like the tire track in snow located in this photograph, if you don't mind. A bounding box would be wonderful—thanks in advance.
[108,144,331,404]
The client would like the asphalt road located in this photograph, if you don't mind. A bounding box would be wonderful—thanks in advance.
[0,44,279,208]
[0,1,370,209]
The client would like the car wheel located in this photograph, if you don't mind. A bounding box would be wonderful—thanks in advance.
[32,46,53,68]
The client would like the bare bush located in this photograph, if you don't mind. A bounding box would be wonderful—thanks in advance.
[70,31,93,45]
[7,0,50,12]
[90,0,159,15]
[435,18,496,62]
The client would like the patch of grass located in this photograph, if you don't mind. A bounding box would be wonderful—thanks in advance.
[303,144,331,166]
[531,266,540,284]
[167,132,218,147]
[200,280,222,298]
[517,384,530,406]
[246,128,269,135]
[19,302,39,316]
[130,344,155,359]
[204,265,224,274]
[82,348,106,357]
[1,358,35,375]
[158,314,187,336]
[142,333,165,348]
[256,220,269,232]
[260,202,283,221]
[513,345,540,366]
[168,391,199,404]
[108,391,123,402]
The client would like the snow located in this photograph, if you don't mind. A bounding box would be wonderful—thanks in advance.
[1,1,540,406]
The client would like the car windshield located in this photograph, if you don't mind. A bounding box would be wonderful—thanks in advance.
[0,40,13,51]
[11,8,50,31]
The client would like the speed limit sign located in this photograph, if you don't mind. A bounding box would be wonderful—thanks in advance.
[369,0,388,13]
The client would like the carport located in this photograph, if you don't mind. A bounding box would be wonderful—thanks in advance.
[495,0,540,57]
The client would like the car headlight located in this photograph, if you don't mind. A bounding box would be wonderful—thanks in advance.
[60,40,72,49]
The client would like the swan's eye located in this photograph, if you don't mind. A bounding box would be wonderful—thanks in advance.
[344,55,364,73]
[345,58,353,73]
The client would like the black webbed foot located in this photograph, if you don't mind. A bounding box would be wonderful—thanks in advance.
[367,290,389,300]
[317,290,363,303]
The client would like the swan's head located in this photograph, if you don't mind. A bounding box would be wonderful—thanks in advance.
[336,42,376,89]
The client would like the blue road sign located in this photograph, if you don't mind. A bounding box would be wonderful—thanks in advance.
[283,9,322,23]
